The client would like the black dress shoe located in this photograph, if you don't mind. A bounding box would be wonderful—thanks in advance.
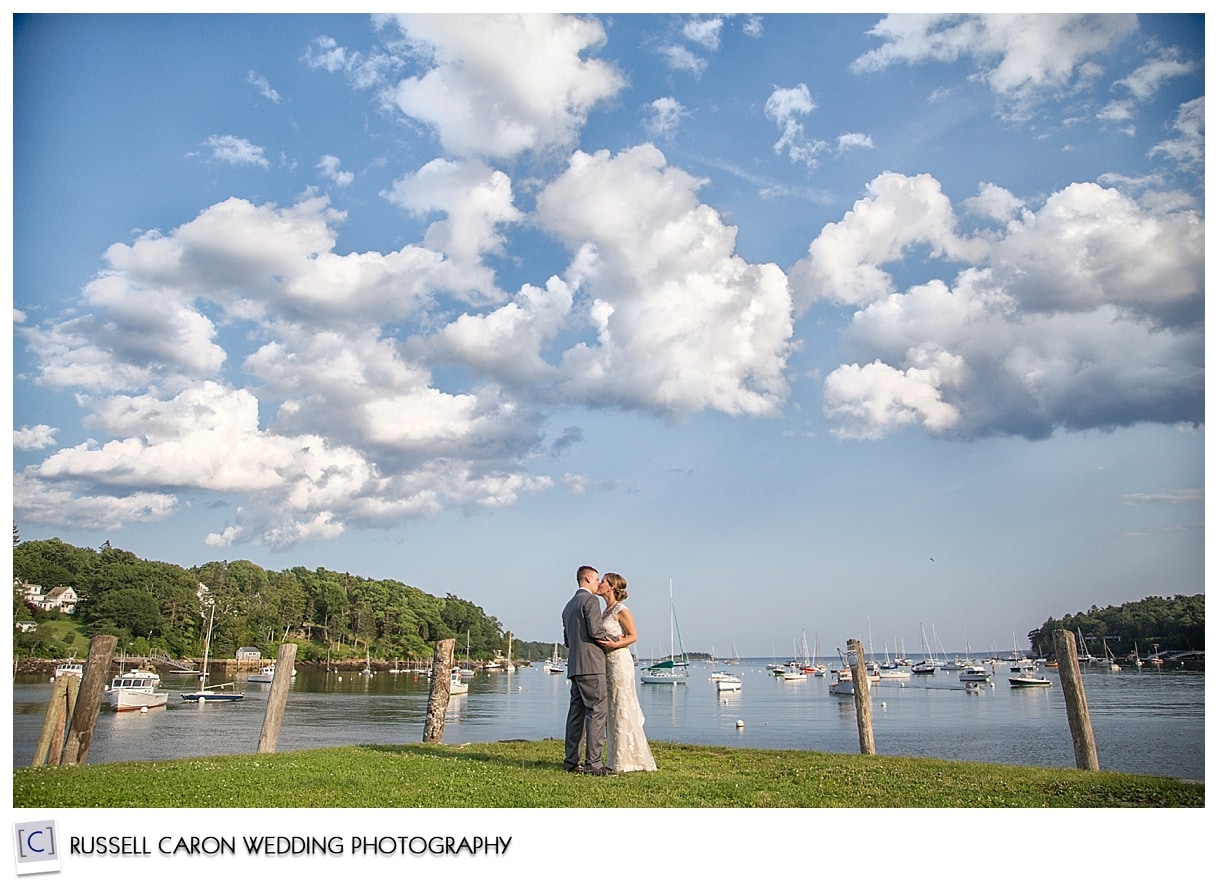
[582,765,611,776]
[565,765,584,773]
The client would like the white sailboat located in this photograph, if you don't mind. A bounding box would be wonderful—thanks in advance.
[545,642,565,674]
[179,603,244,703]
[640,578,689,684]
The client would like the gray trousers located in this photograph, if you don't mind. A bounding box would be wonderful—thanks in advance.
[565,673,607,770]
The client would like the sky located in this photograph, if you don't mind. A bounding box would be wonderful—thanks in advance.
[8,12,1207,663]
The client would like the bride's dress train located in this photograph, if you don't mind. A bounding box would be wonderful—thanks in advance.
[602,602,657,773]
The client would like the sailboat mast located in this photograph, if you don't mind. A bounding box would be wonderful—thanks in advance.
[668,577,675,661]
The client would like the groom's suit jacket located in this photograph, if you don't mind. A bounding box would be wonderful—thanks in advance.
[562,588,609,678]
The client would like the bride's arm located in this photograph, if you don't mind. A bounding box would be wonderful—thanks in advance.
[614,608,639,649]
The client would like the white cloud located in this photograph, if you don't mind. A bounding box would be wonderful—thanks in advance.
[836,132,874,153]
[851,14,1139,120]
[382,158,522,269]
[535,144,794,417]
[765,84,827,167]
[1115,46,1197,100]
[14,425,57,450]
[657,44,707,76]
[1149,97,1204,169]
[743,15,763,39]
[645,96,689,139]
[797,171,1204,439]
[383,13,625,159]
[204,135,269,168]
[683,17,723,51]
[247,70,281,103]
[317,155,354,187]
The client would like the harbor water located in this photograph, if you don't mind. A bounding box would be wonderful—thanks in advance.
[11,660,1204,781]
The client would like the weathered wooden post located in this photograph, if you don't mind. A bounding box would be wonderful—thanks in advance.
[422,638,456,743]
[257,643,298,754]
[31,674,79,767]
[60,634,117,766]
[1054,628,1099,770]
[846,638,876,755]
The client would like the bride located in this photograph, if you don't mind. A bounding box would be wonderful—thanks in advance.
[598,573,657,773]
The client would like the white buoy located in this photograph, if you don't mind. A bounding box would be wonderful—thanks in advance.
[140,706,149,714]
[881,701,887,708]
[736,719,744,728]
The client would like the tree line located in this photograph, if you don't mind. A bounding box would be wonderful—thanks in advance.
[13,537,555,665]
[1026,593,1204,660]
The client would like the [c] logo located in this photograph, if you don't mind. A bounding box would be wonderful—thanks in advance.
[12,820,61,876]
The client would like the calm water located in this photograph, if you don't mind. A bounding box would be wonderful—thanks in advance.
[12,660,1204,781]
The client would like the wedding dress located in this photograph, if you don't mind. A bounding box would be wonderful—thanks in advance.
[602,602,657,772]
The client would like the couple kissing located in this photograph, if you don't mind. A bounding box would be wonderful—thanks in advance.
[561,565,657,775]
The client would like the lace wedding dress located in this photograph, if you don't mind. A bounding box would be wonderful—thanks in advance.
[602,602,657,772]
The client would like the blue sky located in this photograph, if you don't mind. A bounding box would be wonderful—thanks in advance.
[9,13,1206,661]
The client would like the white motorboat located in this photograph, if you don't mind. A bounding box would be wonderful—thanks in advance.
[878,666,911,680]
[1009,673,1052,688]
[828,667,855,696]
[714,674,742,692]
[53,660,84,679]
[248,662,296,683]
[448,668,469,695]
[958,665,991,683]
[105,670,168,712]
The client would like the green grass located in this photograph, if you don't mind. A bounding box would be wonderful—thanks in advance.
[13,739,1202,808]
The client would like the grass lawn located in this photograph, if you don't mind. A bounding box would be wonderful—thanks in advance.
[13,738,1203,808]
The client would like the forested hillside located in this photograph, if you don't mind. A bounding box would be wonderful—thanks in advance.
[13,537,550,664]
[1027,594,1203,660]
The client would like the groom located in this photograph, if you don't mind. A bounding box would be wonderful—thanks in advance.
[562,565,611,775]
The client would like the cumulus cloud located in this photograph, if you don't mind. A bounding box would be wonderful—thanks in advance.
[792,172,1204,440]
[382,13,625,159]
[204,135,269,168]
[535,144,794,417]
[14,425,57,450]
[851,14,1139,119]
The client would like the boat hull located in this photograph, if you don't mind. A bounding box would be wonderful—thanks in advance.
[179,692,245,702]
[106,688,169,711]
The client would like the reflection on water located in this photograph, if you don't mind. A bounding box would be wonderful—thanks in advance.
[11,662,1204,781]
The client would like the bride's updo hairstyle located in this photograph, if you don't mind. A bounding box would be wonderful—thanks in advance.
[603,572,628,601]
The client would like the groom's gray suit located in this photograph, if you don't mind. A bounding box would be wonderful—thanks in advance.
[562,585,610,772]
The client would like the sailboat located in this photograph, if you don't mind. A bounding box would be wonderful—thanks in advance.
[1102,638,1122,672]
[640,578,689,684]
[1075,628,1099,665]
[179,603,244,702]
[504,633,516,672]
[459,632,477,678]
[911,623,937,674]
[545,642,565,674]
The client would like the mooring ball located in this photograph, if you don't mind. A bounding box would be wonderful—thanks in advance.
[736,719,744,728]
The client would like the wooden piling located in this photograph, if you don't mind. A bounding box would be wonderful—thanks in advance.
[60,635,117,766]
[257,643,298,754]
[847,638,876,755]
[1053,628,1099,770]
[422,638,456,743]
[31,674,78,767]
